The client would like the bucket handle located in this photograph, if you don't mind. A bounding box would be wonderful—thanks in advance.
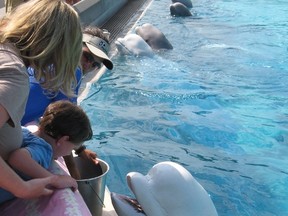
[86,181,106,208]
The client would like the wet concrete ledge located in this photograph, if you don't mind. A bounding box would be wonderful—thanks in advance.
[0,0,128,24]
[74,0,128,26]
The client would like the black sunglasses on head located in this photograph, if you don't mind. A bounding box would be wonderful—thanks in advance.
[83,51,101,68]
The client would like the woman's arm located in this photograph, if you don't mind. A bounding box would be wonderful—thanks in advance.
[8,148,78,191]
[0,154,55,198]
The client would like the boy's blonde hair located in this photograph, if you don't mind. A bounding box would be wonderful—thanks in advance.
[0,0,82,97]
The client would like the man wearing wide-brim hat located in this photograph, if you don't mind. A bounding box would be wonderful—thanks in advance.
[81,27,113,74]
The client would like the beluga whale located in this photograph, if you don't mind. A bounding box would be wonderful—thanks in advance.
[115,33,154,57]
[135,23,173,50]
[172,0,193,8]
[111,161,218,216]
[170,2,192,17]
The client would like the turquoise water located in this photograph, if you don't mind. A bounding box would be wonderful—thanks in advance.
[81,0,288,215]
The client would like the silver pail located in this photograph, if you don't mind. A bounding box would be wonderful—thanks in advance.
[74,157,109,216]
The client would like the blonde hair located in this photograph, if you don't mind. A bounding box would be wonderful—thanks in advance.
[0,0,82,96]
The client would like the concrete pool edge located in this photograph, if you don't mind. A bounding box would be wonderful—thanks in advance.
[74,0,128,27]
[0,0,128,27]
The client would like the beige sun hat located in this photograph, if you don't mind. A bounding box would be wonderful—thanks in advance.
[82,33,113,70]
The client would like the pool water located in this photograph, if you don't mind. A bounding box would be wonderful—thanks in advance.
[80,0,288,215]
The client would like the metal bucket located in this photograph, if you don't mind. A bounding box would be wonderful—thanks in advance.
[74,157,109,216]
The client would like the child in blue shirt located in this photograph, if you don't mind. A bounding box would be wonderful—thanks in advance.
[0,100,93,204]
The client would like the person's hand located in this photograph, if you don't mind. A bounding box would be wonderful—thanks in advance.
[78,149,98,164]
[16,176,55,199]
[51,175,78,191]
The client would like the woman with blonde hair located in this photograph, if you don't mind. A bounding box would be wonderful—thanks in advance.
[0,0,82,202]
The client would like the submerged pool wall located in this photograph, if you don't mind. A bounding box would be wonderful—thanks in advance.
[74,0,128,26]
[0,0,127,23]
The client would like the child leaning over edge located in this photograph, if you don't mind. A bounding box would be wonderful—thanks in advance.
[1,101,92,203]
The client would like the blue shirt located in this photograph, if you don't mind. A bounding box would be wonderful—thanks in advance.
[21,67,82,125]
[21,127,53,169]
[0,128,53,204]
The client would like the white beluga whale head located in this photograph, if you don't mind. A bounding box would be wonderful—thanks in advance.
[111,161,218,216]
[115,33,154,57]
[135,23,173,50]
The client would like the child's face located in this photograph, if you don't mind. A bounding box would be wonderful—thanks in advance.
[54,138,83,159]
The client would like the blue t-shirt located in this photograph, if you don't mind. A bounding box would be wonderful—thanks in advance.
[21,127,53,170]
[21,67,83,125]
[0,127,53,204]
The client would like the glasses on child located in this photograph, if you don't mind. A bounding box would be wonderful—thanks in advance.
[83,51,102,69]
